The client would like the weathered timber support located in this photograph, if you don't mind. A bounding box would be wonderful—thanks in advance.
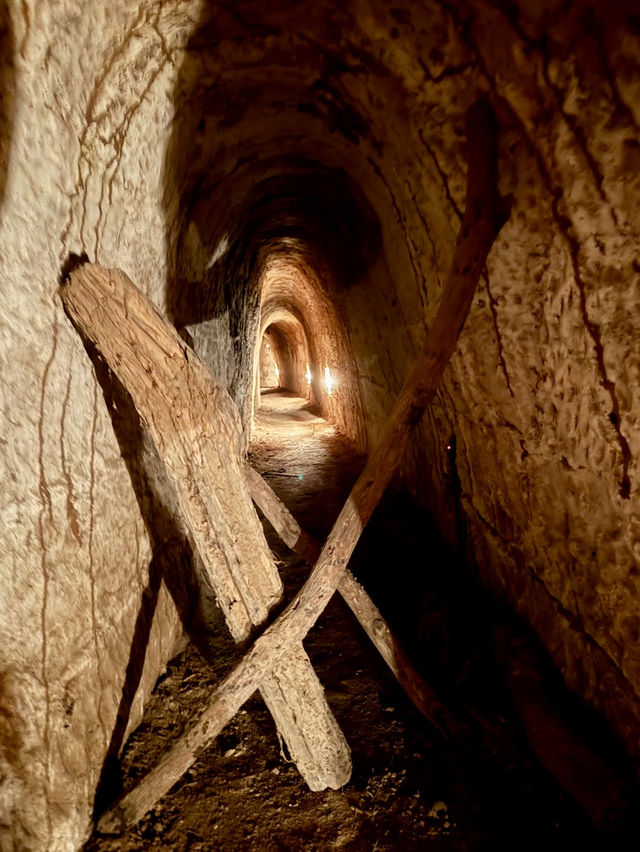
[97,97,511,832]
[61,265,351,799]
[242,461,320,563]
[62,265,279,643]
[242,460,462,738]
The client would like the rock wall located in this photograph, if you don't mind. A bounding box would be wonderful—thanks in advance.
[2,0,640,848]
[0,3,200,849]
[259,333,280,389]
[408,0,640,759]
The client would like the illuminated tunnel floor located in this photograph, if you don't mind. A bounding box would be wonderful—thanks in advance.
[250,390,365,542]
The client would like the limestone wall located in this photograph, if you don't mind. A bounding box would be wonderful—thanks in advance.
[402,0,640,758]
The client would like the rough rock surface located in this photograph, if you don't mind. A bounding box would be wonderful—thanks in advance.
[0,3,200,849]
[1,0,640,849]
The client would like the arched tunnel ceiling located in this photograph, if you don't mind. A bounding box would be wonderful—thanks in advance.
[260,315,308,395]
[163,0,473,331]
[167,161,383,325]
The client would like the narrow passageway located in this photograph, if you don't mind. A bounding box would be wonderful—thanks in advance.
[7,6,640,847]
[249,391,365,543]
[83,391,613,851]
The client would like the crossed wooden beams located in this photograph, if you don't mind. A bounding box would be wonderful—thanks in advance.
[60,99,509,833]
[241,462,460,740]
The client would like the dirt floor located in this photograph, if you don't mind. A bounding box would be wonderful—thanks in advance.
[85,391,639,851]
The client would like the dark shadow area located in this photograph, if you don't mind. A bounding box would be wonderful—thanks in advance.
[163,0,382,318]
[348,484,640,842]
[0,1,15,209]
[59,251,90,284]
[164,161,382,331]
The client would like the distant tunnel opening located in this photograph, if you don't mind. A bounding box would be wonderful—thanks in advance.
[252,244,361,441]
[258,332,280,390]
[258,319,311,397]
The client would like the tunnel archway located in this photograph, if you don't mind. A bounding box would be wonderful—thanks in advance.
[257,318,309,395]
[250,240,367,446]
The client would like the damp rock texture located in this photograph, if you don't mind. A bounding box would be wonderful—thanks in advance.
[1,0,640,849]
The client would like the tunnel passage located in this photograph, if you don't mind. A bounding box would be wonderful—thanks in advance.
[164,155,379,450]
[4,1,640,848]
[253,240,366,440]
[258,319,308,395]
[157,0,640,768]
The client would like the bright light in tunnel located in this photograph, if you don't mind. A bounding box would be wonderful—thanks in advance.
[324,366,334,396]
[305,364,312,385]
[274,362,280,382]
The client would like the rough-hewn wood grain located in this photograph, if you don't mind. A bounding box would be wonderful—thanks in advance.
[96,98,510,832]
[61,265,351,800]
[62,265,280,642]
[242,460,320,563]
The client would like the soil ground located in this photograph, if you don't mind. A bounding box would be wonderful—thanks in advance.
[85,391,638,851]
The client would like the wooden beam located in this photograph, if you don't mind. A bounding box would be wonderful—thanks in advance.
[242,460,463,739]
[61,267,351,798]
[242,461,320,563]
[61,264,280,642]
[96,98,510,832]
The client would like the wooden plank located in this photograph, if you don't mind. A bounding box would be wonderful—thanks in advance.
[242,461,320,563]
[261,646,351,791]
[61,265,351,799]
[62,265,279,642]
[336,573,461,737]
[96,97,510,832]
[243,460,462,738]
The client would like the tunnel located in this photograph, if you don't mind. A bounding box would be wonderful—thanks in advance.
[2,1,640,849]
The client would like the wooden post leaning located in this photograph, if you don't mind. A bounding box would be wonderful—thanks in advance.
[242,460,462,739]
[95,97,511,832]
[61,267,352,795]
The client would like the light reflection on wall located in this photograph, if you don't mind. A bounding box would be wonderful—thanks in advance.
[324,365,334,396]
